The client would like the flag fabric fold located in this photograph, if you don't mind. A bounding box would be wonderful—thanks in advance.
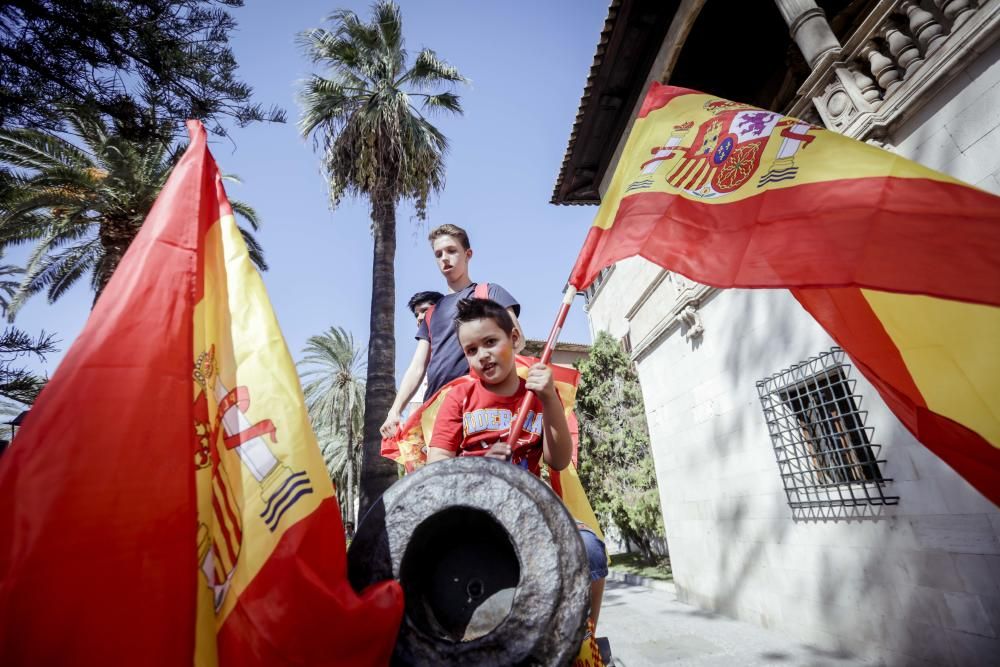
[569,83,1000,505]
[383,355,605,541]
[0,121,402,666]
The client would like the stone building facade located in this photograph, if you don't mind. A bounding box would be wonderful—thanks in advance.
[555,1,1000,664]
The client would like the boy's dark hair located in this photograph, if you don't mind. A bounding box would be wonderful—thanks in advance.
[454,298,515,336]
[407,290,444,315]
[428,223,471,250]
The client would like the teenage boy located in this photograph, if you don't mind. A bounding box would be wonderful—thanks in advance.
[407,290,443,326]
[426,298,607,627]
[380,224,524,439]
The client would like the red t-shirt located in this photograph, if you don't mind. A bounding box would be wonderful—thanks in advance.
[429,377,545,475]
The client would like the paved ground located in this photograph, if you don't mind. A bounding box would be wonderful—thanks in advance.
[599,580,874,667]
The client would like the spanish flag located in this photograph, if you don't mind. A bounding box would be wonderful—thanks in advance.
[383,356,605,541]
[0,122,402,665]
[569,84,1000,505]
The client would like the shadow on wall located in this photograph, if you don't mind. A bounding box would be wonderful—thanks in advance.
[688,288,988,665]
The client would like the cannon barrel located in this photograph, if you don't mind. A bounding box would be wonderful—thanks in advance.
[347,458,590,666]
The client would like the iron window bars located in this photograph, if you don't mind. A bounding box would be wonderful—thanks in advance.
[757,348,898,509]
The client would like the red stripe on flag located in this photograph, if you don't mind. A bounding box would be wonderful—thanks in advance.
[217,498,402,666]
[638,85,701,118]
[0,122,224,664]
[793,288,924,411]
[212,487,240,567]
[570,179,1000,307]
[216,473,244,545]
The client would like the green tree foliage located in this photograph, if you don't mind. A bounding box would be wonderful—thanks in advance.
[576,331,665,561]
[0,0,284,141]
[0,253,52,416]
[299,326,365,525]
[298,1,465,513]
[0,326,56,418]
[0,109,266,315]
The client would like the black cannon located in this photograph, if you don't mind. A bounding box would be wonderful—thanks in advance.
[347,458,591,666]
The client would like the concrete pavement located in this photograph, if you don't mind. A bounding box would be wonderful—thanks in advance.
[598,580,876,666]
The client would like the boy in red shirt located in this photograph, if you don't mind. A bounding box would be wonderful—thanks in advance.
[427,298,607,626]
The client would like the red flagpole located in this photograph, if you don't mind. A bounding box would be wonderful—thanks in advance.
[506,284,578,447]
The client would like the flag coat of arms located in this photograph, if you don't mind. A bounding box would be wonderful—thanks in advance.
[383,356,605,541]
[0,121,402,665]
[569,83,1000,505]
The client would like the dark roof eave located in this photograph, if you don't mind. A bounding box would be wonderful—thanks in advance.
[550,0,680,206]
[550,0,623,206]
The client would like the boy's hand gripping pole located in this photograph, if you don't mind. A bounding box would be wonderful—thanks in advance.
[506,284,577,448]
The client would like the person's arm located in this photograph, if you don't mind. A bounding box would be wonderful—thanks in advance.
[427,446,457,463]
[379,339,431,438]
[524,363,572,471]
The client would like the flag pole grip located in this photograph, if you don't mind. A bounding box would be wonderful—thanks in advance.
[506,285,577,449]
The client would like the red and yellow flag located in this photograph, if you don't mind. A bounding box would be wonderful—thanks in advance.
[0,122,402,665]
[570,84,1000,505]
[383,356,605,540]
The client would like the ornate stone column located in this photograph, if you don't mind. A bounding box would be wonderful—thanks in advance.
[774,0,842,68]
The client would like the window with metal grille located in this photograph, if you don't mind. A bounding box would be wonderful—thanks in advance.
[756,348,898,510]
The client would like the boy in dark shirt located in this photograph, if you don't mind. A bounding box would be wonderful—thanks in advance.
[407,290,443,326]
[380,224,523,438]
[427,298,607,627]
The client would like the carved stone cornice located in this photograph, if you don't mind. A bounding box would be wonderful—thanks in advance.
[788,0,999,141]
[628,275,717,363]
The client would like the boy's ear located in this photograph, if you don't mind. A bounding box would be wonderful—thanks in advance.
[510,325,520,348]
[465,247,473,262]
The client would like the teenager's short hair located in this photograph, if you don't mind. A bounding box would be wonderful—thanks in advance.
[407,290,444,315]
[428,223,471,250]
[454,298,515,336]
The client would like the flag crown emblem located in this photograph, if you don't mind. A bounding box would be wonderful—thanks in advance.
[631,98,817,199]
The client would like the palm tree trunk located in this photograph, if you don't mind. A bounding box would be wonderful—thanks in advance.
[94,222,136,305]
[359,188,401,517]
[345,410,355,526]
[345,446,355,525]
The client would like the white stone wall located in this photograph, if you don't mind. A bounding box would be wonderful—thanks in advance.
[582,257,660,341]
[582,27,1000,667]
[890,37,1000,191]
[633,287,999,666]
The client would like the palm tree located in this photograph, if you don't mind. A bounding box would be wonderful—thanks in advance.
[299,326,366,525]
[0,109,267,316]
[298,1,465,513]
[0,253,23,317]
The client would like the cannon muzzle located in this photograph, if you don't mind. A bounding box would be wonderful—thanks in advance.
[348,458,590,666]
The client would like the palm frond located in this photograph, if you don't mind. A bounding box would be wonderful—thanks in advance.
[0,109,267,312]
[8,239,100,319]
[297,1,465,218]
[298,326,366,442]
[238,225,268,272]
[420,92,463,115]
[230,199,260,231]
[0,129,91,172]
[401,49,466,88]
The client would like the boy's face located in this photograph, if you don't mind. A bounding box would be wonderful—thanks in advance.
[413,301,434,325]
[457,317,518,385]
[432,235,472,281]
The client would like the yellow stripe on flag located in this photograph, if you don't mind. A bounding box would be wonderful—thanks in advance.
[194,214,334,665]
[862,289,1000,448]
[596,92,960,231]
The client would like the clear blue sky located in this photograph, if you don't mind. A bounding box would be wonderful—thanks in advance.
[13,0,608,381]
